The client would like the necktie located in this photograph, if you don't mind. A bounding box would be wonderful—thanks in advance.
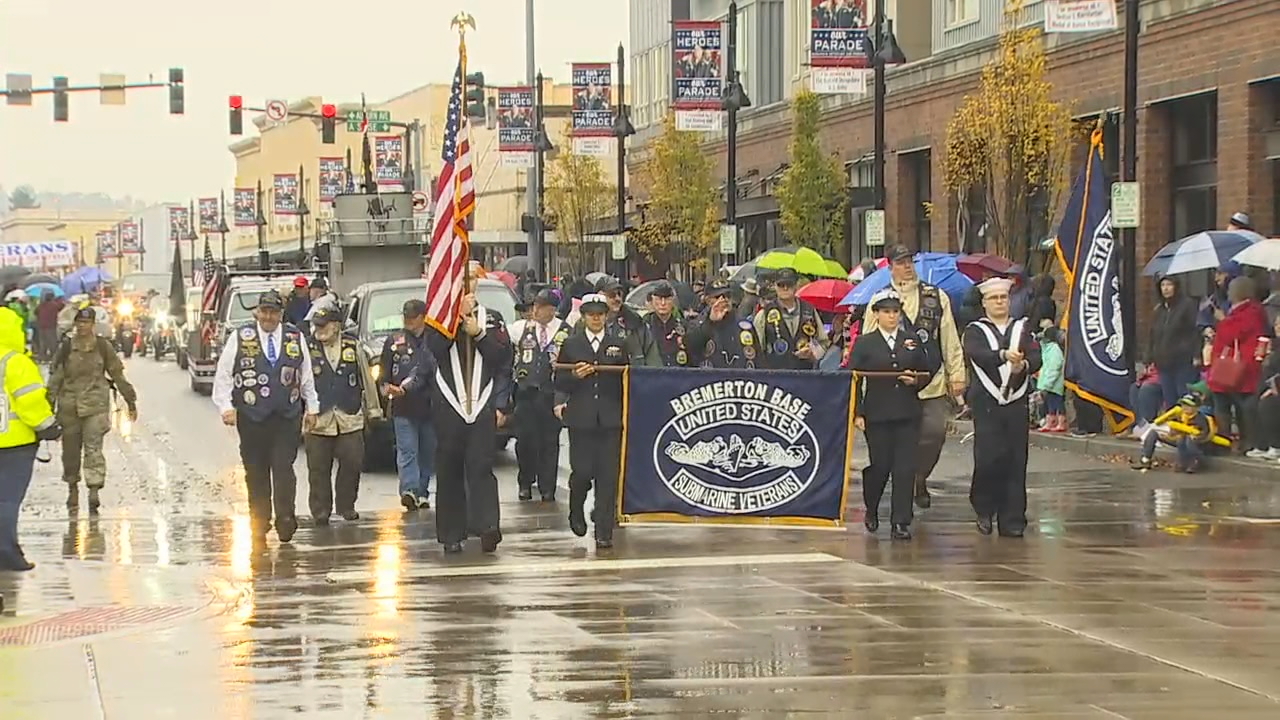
[266,332,277,364]
[590,336,600,353]
[539,324,548,349]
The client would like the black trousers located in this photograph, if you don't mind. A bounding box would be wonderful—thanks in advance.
[434,408,500,545]
[969,400,1030,531]
[861,417,919,526]
[237,414,301,538]
[304,430,364,519]
[515,388,561,496]
[568,426,622,541]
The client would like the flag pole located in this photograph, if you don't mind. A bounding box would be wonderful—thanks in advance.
[452,12,476,416]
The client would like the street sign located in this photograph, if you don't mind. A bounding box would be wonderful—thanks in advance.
[411,191,429,214]
[1111,182,1140,228]
[347,109,392,132]
[864,210,886,247]
[719,225,738,255]
[100,74,126,105]
[265,99,288,123]
[611,235,627,261]
[5,74,32,106]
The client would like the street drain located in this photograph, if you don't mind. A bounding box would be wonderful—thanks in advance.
[0,605,197,646]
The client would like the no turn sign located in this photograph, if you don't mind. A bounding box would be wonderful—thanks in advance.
[411,191,429,213]
[265,99,288,123]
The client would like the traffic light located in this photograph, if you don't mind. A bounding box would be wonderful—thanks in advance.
[229,95,243,135]
[168,67,184,115]
[53,76,68,122]
[321,103,336,144]
[464,72,485,120]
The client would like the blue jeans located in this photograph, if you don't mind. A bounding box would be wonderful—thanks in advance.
[1155,362,1198,410]
[0,444,38,566]
[1129,383,1164,424]
[1140,430,1205,467]
[393,416,435,498]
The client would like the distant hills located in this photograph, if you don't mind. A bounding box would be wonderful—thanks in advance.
[2,185,150,216]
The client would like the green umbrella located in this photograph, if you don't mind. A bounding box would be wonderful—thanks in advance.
[757,247,832,277]
[822,259,848,279]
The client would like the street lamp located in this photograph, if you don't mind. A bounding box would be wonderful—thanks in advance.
[217,189,230,264]
[255,180,269,270]
[722,0,752,262]
[866,14,906,213]
[532,71,555,281]
[297,164,311,259]
[614,43,637,279]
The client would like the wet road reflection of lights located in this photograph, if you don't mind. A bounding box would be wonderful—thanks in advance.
[229,514,253,581]
[153,514,171,566]
[372,516,404,620]
[117,516,133,565]
[116,408,133,440]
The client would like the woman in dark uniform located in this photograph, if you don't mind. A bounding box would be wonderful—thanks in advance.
[848,289,939,540]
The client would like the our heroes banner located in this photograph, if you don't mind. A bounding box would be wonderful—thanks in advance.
[621,368,855,526]
[374,135,404,185]
[168,206,190,244]
[810,0,870,68]
[318,157,345,202]
[118,222,141,254]
[96,230,118,260]
[571,63,613,137]
[197,197,219,233]
[672,21,723,110]
[233,188,256,227]
[273,173,299,215]
[497,87,535,151]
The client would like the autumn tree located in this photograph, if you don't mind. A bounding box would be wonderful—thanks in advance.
[630,113,719,271]
[543,128,616,276]
[943,0,1074,264]
[8,185,39,211]
[775,90,849,256]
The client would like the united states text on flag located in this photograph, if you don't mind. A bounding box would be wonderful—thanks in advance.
[424,47,476,337]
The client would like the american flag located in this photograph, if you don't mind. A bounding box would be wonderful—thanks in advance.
[198,237,221,313]
[424,50,475,337]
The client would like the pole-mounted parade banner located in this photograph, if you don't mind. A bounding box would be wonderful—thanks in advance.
[318,157,345,202]
[95,230,118,262]
[1044,0,1118,32]
[374,135,405,186]
[497,86,535,167]
[809,0,871,94]
[273,173,299,215]
[1054,128,1134,431]
[197,197,219,233]
[0,240,75,268]
[168,206,191,244]
[571,62,613,156]
[119,222,141,255]
[671,20,724,132]
[619,368,855,527]
[233,188,256,227]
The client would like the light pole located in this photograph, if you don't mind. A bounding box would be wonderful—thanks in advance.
[186,200,199,283]
[721,0,752,266]
[1120,0,1140,373]
[613,43,636,280]
[524,0,538,268]
[255,180,269,270]
[867,14,906,214]
[217,189,230,264]
[297,163,310,259]
[532,71,555,280]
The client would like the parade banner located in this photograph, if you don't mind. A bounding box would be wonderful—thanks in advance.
[571,63,613,155]
[1054,128,1133,430]
[96,230,118,261]
[809,0,871,94]
[374,135,404,185]
[672,20,724,132]
[0,240,74,267]
[1045,0,1118,33]
[198,197,219,233]
[318,157,345,202]
[273,173,299,215]
[497,87,535,167]
[168,205,191,244]
[233,188,256,227]
[119,221,141,254]
[620,368,855,527]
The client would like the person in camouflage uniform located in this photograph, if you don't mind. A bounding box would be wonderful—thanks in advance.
[48,305,138,514]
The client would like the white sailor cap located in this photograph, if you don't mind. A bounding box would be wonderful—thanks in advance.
[977,277,1015,297]
[869,288,903,310]
[579,292,609,312]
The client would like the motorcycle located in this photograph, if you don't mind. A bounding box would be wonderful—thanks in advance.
[114,299,137,358]
[148,311,176,360]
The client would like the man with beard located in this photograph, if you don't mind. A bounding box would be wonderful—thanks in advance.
[645,282,695,367]
[753,268,827,369]
[594,277,661,367]
[508,289,568,502]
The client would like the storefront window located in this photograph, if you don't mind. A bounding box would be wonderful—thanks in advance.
[1168,92,1218,242]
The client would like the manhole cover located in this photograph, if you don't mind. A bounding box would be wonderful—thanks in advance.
[0,605,197,646]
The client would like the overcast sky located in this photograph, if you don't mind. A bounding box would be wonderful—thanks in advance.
[0,0,628,204]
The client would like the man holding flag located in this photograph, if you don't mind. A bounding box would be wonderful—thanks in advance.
[422,32,514,554]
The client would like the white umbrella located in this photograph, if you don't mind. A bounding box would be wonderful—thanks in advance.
[1231,238,1280,271]
[1142,229,1265,276]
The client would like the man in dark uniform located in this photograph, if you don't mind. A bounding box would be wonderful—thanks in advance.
[753,268,828,369]
[509,289,569,502]
[424,282,514,553]
[595,277,661,367]
[554,293,627,549]
[686,279,761,369]
[214,290,319,550]
[380,300,437,511]
[848,289,939,540]
[645,282,695,367]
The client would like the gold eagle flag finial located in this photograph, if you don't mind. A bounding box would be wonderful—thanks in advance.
[450,12,476,36]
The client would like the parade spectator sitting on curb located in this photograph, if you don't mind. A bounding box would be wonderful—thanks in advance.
[1131,394,1215,473]
[1128,364,1164,437]
[1035,327,1066,432]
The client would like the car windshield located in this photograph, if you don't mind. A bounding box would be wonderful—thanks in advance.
[227,290,265,323]
[365,283,518,335]
[120,273,170,295]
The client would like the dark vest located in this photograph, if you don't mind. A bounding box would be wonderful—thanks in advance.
[230,323,306,422]
[514,321,563,391]
[310,334,363,415]
[646,312,692,367]
[760,300,822,370]
[386,332,424,386]
[912,284,945,363]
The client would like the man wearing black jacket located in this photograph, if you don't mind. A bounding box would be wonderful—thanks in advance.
[380,300,437,511]
[1149,276,1200,410]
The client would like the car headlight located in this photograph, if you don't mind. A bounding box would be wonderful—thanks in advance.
[117,300,135,317]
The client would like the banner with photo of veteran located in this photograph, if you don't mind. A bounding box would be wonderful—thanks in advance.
[119,221,141,254]
[273,173,299,215]
[168,205,191,244]
[198,197,219,233]
[571,63,613,137]
[810,0,869,67]
[96,230,119,261]
[233,187,257,227]
[672,21,723,110]
[619,368,855,527]
[374,135,404,185]
[318,157,345,202]
[497,87,536,151]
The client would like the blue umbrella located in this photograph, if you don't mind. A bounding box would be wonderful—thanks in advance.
[839,252,973,307]
[25,282,65,298]
[1142,230,1263,277]
[61,266,112,295]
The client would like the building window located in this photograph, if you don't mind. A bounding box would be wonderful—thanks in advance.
[1168,92,1218,242]
[846,158,873,188]
[905,150,932,251]
[946,0,978,26]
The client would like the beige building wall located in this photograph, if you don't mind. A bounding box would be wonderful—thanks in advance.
[0,208,135,271]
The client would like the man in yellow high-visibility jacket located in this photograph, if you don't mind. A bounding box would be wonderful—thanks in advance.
[0,307,62,572]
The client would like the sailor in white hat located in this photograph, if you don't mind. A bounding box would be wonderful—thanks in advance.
[963,276,1041,538]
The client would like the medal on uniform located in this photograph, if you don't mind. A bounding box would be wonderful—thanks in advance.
[285,341,300,358]
[259,386,270,398]
[773,339,788,353]
[741,331,755,347]
[341,347,356,363]
[257,373,268,386]
[522,349,533,364]
[243,390,256,405]
[767,308,781,324]
[802,322,816,337]
[676,350,688,365]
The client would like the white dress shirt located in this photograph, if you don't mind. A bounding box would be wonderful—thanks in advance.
[586,329,605,352]
[213,323,320,416]
[880,328,896,350]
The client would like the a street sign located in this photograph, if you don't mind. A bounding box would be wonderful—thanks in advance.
[611,235,627,261]
[5,74,32,106]
[265,99,288,123]
[347,109,392,132]
[719,225,738,255]
[100,74,126,105]
[411,191,429,214]
[864,210,886,247]
[1111,182,1140,228]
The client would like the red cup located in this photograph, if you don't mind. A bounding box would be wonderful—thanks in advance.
[1258,336,1272,361]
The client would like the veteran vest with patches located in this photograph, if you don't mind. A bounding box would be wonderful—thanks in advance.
[760,300,821,370]
[646,312,692,367]
[230,323,305,422]
[513,320,563,391]
[310,334,362,415]
[913,284,945,361]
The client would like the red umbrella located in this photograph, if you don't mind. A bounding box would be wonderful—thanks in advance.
[488,270,518,290]
[797,278,855,314]
[955,253,1016,281]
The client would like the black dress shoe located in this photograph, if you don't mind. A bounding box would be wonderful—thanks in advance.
[568,511,588,538]
[312,515,330,527]
[540,493,556,503]
[480,530,503,553]
[276,516,299,544]
[864,515,879,533]
[340,510,360,521]
[595,538,613,549]
[518,487,533,501]
[914,493,932,509]
[890,524,912,540]
[442,542,464,553]
[0,558,34,572]
[976,516,994,535]
[998,527,1025,538]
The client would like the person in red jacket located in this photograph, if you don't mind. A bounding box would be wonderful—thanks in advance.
[1207,276,1269,452]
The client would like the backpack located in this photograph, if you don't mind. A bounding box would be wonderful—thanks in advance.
[54,335,119,394]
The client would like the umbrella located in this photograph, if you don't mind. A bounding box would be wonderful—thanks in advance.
[757,247,839,278]
[1142,230,1264,276]
[61,266,112,295]
[849,257,889,283]
[823,259,848,279]
[497,255,531,274]
[24,282,64,299]
[1230,238,1280,271]
[626,279,698,311]
[748,245,803,263]
[797,278,855,314]
[488,269,518,290]
[584,271,612,287]
[729,261,757,284]
[956,253,1016,281]
[20,273,58,289]
[839,252,973,307]
[0,266,32,286]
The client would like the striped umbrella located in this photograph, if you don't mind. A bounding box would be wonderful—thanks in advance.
[1142,230,1264,277]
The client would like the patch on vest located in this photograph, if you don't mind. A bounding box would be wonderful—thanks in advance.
[240,327,255,341]
[243,390,256,405]
[341,347,356,363]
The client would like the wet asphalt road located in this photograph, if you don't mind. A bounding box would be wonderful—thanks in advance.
[2,357,1280,718]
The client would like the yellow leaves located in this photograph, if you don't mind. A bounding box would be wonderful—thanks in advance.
[544,127,615,247]
[775,90,850,257]
[631,113,719,262]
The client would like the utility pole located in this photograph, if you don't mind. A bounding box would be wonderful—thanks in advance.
[217,189,230,263]
[187,200,198,282]
[525,0,538,273]
[614,44,637,280]
[1120,0,1140,374]
[721,1,751,265]
[297,163,310,258]
[872,4,886,213]
[532,71,554,281]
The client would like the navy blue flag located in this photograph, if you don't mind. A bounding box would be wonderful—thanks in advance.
[1053,128,1134,429]
[620,368,854,527]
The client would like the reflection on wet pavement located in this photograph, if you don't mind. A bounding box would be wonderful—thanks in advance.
[1,361,1279,718]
